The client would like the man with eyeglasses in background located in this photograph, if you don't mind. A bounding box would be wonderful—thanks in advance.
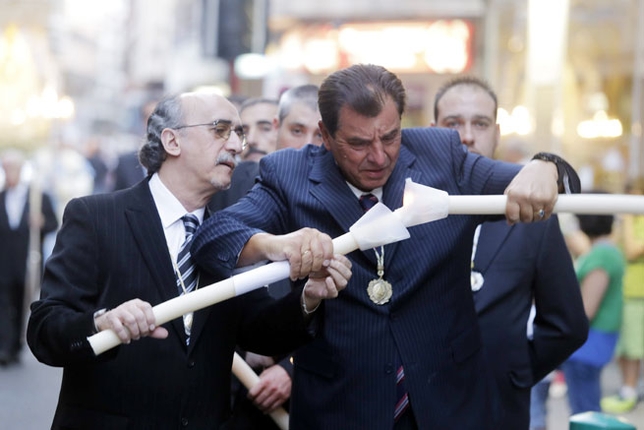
[27,91,352,429]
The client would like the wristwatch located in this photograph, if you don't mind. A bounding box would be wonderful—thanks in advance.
[531,152,580,194]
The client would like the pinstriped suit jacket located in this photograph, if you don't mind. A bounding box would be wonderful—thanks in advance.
[193,127,523,430]
[27,179,314,429]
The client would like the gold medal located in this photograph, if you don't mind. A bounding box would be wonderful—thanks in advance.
[470,271,484,292]
[367,246,392,305]
[368,278,393,305]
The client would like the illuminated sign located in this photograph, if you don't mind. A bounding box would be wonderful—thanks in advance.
[273,20,473,74]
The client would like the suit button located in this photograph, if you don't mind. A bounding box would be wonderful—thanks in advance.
[188,360,195,368]
[385,363,394,374]
[181,417,189,426]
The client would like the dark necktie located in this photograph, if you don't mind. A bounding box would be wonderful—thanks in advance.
[359,193,410,422]
[176,214,199,296]
[359,193,379,212]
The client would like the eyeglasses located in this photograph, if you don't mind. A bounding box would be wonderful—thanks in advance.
[175,120,247,149]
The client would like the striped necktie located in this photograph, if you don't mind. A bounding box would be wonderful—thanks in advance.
[359,193,379,212]
[175,214,199,343]
[176,214,199,296]
[359,194,410,422]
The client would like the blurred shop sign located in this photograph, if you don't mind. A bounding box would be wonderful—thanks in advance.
[271,20,472,75]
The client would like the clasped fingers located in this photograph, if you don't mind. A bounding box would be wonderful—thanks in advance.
[283,228,334,280]
[94,298,166,344]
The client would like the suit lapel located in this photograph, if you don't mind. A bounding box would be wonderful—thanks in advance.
[473,222,513,274]
[309,149,366,235]
[124,182,188,346]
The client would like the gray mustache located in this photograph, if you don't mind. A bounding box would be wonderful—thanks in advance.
[217,153,238,168]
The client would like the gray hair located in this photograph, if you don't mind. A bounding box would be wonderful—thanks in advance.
[277,84,319,123]
[138,94,184,174]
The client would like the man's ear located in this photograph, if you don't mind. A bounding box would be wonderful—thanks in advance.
[161,128,181,156]
[319,120,332,150]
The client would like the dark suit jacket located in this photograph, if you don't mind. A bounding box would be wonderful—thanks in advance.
[193,128,526,429]
[0,188,58,354]
[112,151,146,191]
[473,219,588,429]
[27,180,314,429]
[0,188,58,284]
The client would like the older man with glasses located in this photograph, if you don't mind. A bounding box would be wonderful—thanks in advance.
[27,91,351,429]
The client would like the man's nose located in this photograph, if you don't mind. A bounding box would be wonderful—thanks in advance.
[460,124,474,146]
[367,141,387,164]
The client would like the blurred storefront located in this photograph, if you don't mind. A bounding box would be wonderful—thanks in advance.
[259,0,644,190]
[1,0,643,193]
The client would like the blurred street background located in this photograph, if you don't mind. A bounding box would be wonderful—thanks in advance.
[1,0,643,193]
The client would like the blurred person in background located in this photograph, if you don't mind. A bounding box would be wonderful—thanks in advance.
[563,205,625,415]
[276,84,323,150]
[83,136,111,194]
[112,99,157,191]
[208,97,278,212]
[239,97,279,162]
[0,149,58,366]
[432,76,587,430]
[601,179,644,414]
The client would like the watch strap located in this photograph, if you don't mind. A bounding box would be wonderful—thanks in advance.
[531,152,581,194]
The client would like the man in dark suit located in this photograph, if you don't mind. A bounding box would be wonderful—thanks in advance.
[432,76,588,429]
[0,149,58,365]
[192,64,581,429]
[26,92,351,429]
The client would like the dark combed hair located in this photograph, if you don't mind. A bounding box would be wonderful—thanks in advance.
[433,76,498,122]
[576,190,614,238]
[318,64,406,137]
[138,94,184,174]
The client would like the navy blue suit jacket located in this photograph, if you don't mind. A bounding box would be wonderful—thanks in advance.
[473,219,588,429]
[193,127,524,429]
[27,180,314,429]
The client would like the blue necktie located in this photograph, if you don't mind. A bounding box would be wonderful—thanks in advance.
[359,193,379,212]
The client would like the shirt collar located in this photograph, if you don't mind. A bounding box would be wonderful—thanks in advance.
[345,182,383,202]
[148,173,205,228]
